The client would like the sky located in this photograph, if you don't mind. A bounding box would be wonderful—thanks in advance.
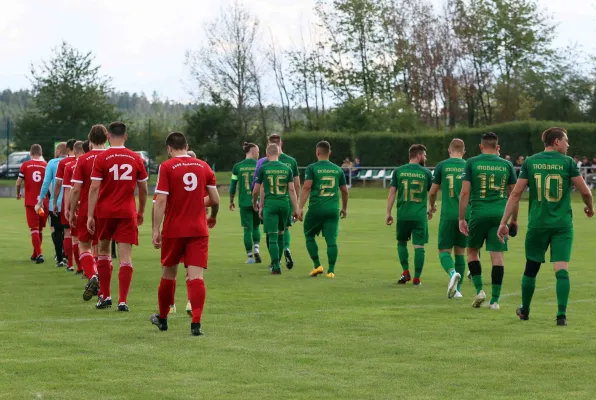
[0,0,594,103]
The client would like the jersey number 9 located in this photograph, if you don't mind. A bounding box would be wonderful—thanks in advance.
[183,173,198,191]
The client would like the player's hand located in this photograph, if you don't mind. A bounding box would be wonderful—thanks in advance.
[292,211,300,222]
[508,221,518,237]
[459,219,469,236]
[497,223,509,243]
[229,202,235,211]
[298,210,304,221]
[52,201,58,216]
[207,217,217,229]
[34,203,41,213]
[152,230,162,249]
[259,208,263,220]
[253,202,259,212]
[65,208,70,221]
[585,206,594,218]
[340,208,347,219]
[69,213,77,228]
[87,216,96,235]
[386,214,394,226]
[16,191,21,200]
[137,212,144,226]
[427,210,433,220]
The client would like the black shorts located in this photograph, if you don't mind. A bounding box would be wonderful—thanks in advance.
[50,212,69,229]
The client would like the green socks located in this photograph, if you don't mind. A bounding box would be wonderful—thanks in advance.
[491,266,504,304]
[278,233,284,263]
[521,275,536,314]
[243,228,253,254]
[305,236,320,268]
[283,230,291,250]
[397,242,409,272]
[439,252,455,277]
[454,255,465,291]
[268,234,280,270]
[327,242,338,273]
[414,248,425,279]
[556,269,570,317]
[252,226,261,247]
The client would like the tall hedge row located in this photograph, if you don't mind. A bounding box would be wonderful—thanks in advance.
[283,122,596,167]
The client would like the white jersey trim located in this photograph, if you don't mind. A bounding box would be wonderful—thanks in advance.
[71,179,83,183]
[206,185,217,188]
[155,189,169,195]
[90,177,103,181]
[137,177,149,182]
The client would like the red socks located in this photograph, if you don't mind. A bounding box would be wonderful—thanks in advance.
[97,256,112,299]
[31,229,42,257]
[158,278,176,319]
[187,278,206,324]
[80,252,97,280]
[63,235,73,268]
[118,262,133,304]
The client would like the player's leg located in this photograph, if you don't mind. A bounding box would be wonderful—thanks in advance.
[252,210,262,262]
[240,208,255,263]
[466,218,487,307]
[411,221,428,286]
[186,265,206,335]
[50,213,65,266]
[551,228,573,325]
[322,213,339,278]
[263,206,281,273]
[95,238,113,308]
[396,221,411,283]
[71,227,82,274]
[486,219,507,309]
[304,211,323,276]
[112,217,138,311]
[151,236,183,331]
[63,227,73,271]
[27,207,43,262]
[454,246,466,296]
[283,212,294,269]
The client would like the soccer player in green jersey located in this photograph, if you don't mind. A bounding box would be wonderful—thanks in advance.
[298,141,349,279]
[386,144,433,286]
[230,143,262,264]
[428,139,467,298]
[252,134,301,269]
[252,143,299,275]
[459,132,518,309]
[497,127,594,326]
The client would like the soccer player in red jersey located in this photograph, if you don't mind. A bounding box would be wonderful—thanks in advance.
[63,141,85,273]
[54,139,78,271]
[150,132,219,336]
[70,126,108,301]
[16,144,49,264]
[87,121,148,311]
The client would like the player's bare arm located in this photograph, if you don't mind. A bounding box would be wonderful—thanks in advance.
[507,183,520,224]
[52,178,63,215]
[458,181,471,236]
[428,183,440,218]
[340,184,349,219]
[63,187,71,221]
[497,179,527,243]
[298,180,313,221]
[207,186,220,228]
[15,177,23,200]
[294,176,301,204]
[571,175,594,218]
[259,185,265,216]
[229,179,236,211]
[152,193,167,249]
[87,180,101,234]
[69,183,82,226]
[137,180,148,226]
[386,186,397,225]
[288,182,299,221]
[252,183,261,212]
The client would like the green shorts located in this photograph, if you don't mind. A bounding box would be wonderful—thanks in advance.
[396,220,428,246]
[467,217,507,252]
[438,219,467,250]
[525,227,573,263]
[240,207,260,229]
[263,203,290,233]
[304,209,339,240]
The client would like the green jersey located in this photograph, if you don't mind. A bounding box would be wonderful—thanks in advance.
[260,153,299,181]
[231,158,257,208]
[304,160,346,212]
[463,154,517,219]
[519,151,580,229]
[432,158,466,221]
[255,160,294,206]
[390,163,433,221]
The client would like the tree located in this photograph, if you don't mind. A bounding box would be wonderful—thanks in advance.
[16,42,118,157]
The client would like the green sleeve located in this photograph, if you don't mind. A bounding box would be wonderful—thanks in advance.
[292,160,299,178]
[256,167,264,184]
[304,164,314,182]
[338,169,347,186]
[463,160,473,182]
[570,158,580,178]
[508,162,517,185]
[229,164,238,195]
[432,163,441,185]
[390,168,398,188]
[519,159,528,179]
[287,167,294,183]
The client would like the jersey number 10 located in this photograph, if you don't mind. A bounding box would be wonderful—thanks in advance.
[534,173,563,202]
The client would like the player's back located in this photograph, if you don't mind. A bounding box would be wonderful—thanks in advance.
[306,160,345,211]
[434,158,466,220]
[156,155,216,238]
[522,151,579,229]
[391,163,433,221]
[233,158,257,208]
[279,153,299,178]
[260,161,292,204]
[91,147,147,218]
[20,160,47,207]
[464,154,516,219]
[73,149,105,216]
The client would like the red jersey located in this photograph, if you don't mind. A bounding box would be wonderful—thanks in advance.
[156,155,216,238]
[91,146,148,218]
[19,159,47,207]
[62,161,75,189]
[55,156,76,181]
[72,149,105,217]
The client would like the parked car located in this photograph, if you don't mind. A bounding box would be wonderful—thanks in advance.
[135,151,159,174]
[0,151,31,178]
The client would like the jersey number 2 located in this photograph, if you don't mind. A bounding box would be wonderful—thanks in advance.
[109,164,133,181]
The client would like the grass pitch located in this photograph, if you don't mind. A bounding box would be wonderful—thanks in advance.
[1,189,596,399]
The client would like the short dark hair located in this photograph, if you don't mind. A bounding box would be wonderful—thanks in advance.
[243,142,257,153]
[30,144,42,156]
[409,144,427,159]
[88,124,107,145]
[165,132,187,150]
[66,139,77,151]
[481,132,498,149]
[268,134,281,144]
[542,127,567,147]
[316,141,331,155]
[83,140,90,153]
[108,121,127,137]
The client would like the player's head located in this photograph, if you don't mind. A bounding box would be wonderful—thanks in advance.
[266,143,280,159]
[480,132,499,154]
[73,140,85,158]
[268,134,282,151]
[542,127,569,154]
[30,144,42,158]
[55,142,67,158]
[409,144,427,166]
[83,140,91,153]
[243,142,259,159]
[88,124,108,146]
[448,138,465,158]
[66,139,77,154]
[107,121,128,143]
[165,132,188,156]
[316,141,331,160]
[187,150,197,158]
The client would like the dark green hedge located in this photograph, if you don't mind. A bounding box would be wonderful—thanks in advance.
[282,132,353,167]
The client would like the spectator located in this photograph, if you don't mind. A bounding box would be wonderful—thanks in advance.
[574,155,582,168]
[514,156,524,177]
[582,156,591,174]
[341,157,353,182]
[505,155,511,161]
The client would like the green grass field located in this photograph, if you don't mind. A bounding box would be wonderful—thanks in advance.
[2,189,596,399]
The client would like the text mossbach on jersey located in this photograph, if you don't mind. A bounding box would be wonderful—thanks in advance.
[533,164,565,170]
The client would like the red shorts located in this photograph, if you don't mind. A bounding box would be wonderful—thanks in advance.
[161,236,208,268]
[60,208,69,226]
[77,215,96,244]
[26,206,48,230]
[97,217,138,245]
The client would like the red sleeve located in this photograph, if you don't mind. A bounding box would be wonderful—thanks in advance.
[63,166,73,188]
[56,160,66,180]
[91,155,104,181]
[136,155,148,182]
[155,163,169,195]
[205,164,216,188]
[72,159,83,183]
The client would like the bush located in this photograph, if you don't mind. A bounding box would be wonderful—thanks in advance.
[282,131,353,167]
